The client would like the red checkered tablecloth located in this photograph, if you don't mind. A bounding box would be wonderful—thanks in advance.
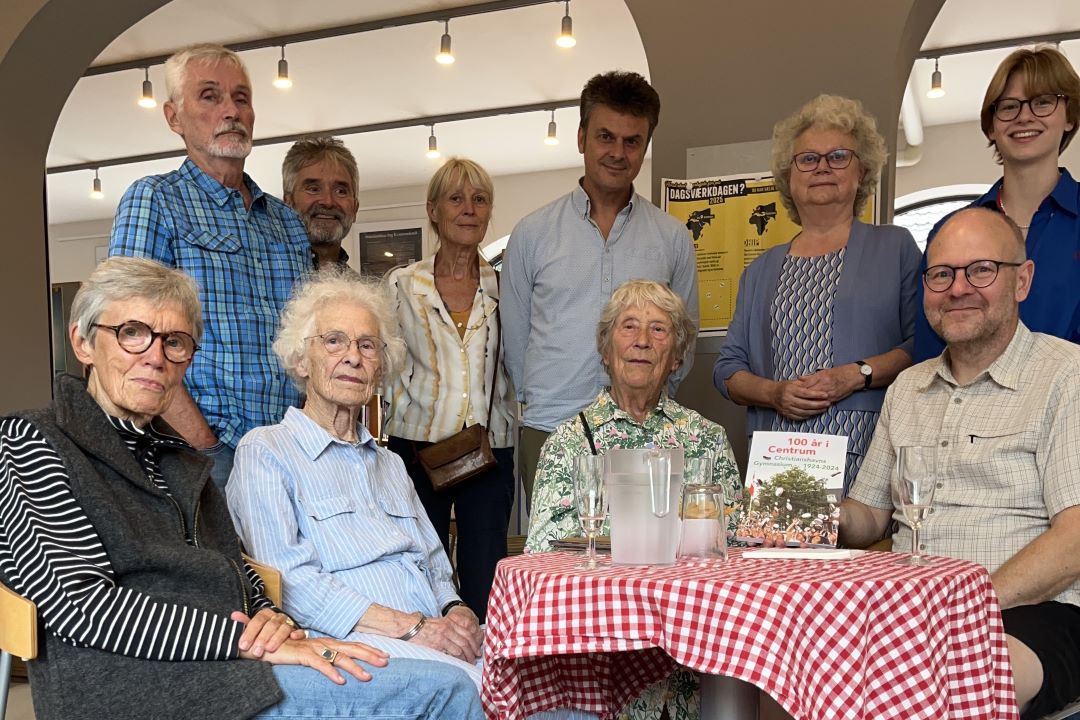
[481,549,1018,720]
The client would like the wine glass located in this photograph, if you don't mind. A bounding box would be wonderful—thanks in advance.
[572,455,607,570]
[893,446,937,566]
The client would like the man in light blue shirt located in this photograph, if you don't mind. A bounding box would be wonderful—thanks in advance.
[501,71,699,500]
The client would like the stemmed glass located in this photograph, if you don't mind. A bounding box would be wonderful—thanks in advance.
[893,446,937,566]
[572,455,607,570]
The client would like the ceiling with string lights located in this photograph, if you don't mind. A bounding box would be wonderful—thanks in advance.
[45,0,648,224]
[44,0,1080,225]
[908,1,1080,129]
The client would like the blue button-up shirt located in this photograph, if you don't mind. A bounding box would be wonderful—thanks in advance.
[501,182,699,431]
[914,168,1080,361]
[226,408,459,639]
[109,159,311,448]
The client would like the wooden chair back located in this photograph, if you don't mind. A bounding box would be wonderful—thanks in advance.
[242,554,283,607]
[0,583,36,661]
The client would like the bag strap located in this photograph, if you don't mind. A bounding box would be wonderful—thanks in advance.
[579,412,598,456]
[485,272,501,427]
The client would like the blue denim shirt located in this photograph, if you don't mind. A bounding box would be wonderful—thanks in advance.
[914,168,1080,361]
[109,159,311,448]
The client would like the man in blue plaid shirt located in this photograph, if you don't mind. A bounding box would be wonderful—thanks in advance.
[110,44,311,487]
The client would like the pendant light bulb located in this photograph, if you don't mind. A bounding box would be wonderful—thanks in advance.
[436,21,455,65]
[927,58,945,99]
[426,126,441,159]
[557,2,576,48]
[90,170,104,200]
[274,47,293,89]
[545,110,559,145]
[138,68,157,109]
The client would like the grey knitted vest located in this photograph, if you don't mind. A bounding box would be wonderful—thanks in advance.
[6,374,282,720]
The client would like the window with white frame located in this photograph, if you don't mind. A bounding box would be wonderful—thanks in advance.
[893,184,991,252]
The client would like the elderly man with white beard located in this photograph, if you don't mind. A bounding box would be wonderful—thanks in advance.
[110,43,311,488]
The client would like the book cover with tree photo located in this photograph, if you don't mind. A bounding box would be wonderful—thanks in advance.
[736,432,847,548]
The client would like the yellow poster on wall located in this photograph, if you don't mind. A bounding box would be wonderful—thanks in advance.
[662,173,874,333]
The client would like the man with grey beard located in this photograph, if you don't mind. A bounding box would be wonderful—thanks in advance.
[110,43,311,488]
[281,137,360,270]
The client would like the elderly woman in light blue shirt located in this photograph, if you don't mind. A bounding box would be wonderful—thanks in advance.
[227,270,486,688]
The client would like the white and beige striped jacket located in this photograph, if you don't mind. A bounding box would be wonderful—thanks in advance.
[384,255,514,448]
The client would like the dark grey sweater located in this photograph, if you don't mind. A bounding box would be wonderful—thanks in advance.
[6,374,282,720]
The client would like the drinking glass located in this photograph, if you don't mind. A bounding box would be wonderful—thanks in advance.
[679,454,727,560]
[572,455,607,570]
[893,446,937,566]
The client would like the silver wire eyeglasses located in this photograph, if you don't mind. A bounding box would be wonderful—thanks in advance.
[306,331,386,358]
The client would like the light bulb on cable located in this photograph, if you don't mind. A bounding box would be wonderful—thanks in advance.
[544,110,559,146]
[556,2,576,48]
[138,68,156,109]
[274,47,293,89]
[436,21,455,65]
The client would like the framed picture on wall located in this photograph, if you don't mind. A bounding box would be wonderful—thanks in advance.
[350,220,430,279]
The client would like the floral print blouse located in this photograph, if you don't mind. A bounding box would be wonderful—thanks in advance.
[525,388,742,553]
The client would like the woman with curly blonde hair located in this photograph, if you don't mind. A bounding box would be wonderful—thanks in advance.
[715,94,920,492]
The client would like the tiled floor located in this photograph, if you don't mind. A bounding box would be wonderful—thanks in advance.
[4,682,33,720]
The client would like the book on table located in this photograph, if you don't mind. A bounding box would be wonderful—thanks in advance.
[735,431,848,549]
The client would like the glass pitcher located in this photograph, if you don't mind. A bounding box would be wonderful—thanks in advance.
[605,447,683,565]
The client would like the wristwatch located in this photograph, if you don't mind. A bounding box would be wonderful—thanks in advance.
[855,360,873,390]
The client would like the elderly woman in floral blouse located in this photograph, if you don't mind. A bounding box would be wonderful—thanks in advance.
[525,279,740,720]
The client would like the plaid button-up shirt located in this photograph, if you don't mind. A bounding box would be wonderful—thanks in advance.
[849,322,1080,606]
[109,158,312,448]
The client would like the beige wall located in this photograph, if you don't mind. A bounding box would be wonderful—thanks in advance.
[896,120,1080,199]
[0,0,170,412]
[626,0,945,222]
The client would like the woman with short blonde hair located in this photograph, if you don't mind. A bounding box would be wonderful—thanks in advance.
[384,157,515,624]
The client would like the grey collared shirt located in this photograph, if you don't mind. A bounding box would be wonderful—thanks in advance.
[849,323,1080,606]
[501,182,699,432]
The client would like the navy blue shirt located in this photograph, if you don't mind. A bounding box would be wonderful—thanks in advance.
[913,168,1080,361]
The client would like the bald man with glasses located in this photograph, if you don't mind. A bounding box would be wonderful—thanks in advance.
[841,207,1080,719]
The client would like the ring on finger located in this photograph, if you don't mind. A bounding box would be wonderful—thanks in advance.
[318,647,339,664]
[283,616,296,628]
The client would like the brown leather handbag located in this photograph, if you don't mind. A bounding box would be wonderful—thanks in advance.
[416,307,501,492]
[417,423,497,492]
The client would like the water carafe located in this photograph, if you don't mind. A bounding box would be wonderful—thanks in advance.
[605,447,683,565]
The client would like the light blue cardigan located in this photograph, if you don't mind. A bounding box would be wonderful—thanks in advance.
[713,220,921,435]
